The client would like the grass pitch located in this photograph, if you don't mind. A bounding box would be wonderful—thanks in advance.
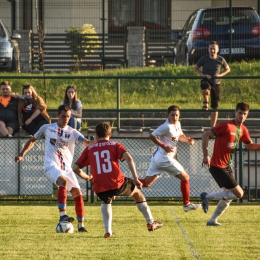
[0,202,259,260]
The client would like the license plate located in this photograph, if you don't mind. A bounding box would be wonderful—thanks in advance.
[219,48,245,54]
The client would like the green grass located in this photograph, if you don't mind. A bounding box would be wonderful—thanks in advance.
[0,201,259,260]
[2,60,260,109]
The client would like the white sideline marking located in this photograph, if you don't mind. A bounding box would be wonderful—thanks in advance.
[169,207,201,260]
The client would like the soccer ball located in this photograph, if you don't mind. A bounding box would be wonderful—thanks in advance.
[56,222,74,233]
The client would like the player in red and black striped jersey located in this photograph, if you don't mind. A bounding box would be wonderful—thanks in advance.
[201,102,260,226]
[73,122,163,237]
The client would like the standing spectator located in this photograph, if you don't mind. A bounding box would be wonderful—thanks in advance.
[139,105,201,212]
[17,85,51,136]
[15,105,96,232]
[0,81,19,137]
[201,102,260,226]
[73,122,163,238]
[194,41,230,127]
[61,85,82,130]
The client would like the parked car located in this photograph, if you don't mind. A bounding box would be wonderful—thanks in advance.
[0,19,21,72]
[174,6,260,65]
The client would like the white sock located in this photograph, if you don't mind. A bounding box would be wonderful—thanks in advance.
[59,212,67,217]
[206,190,237,200]
[209,199,232,223]
[136,201,154,224]
[101,203,112,234]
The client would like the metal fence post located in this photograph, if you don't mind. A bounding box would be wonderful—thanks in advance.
[238,141,243,203]
[117,78,120,131]
[89,135,95,203]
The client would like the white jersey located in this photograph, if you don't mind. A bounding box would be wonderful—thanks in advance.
[151,120,183,158]
[34,123,84,171]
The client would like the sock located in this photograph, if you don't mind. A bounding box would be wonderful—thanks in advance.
[180,180,190,205]
[139,179,148,187]
[206,190,237,200]
[136,201,154,224]
[209,199,232,223]
[101,203,112,234]
[57,186,67,216]
[74,194,84,226]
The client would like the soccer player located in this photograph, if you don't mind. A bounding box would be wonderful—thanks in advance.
[15,105,96,232]
[139,105,201,212]
[201,102,260,226]
[73,122,163,238]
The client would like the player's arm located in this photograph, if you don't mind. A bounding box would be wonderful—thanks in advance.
[246,143,260,151]
[149,134,174,153]
[218,64,230,77]
[15,137,37,162]
[122,151,142,189]
[79,136,97,147]
[72,163,93,182]
[179,134,194,145]
[201,130,214,167]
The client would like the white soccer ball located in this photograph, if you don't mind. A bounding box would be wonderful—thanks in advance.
[56,222,74,233]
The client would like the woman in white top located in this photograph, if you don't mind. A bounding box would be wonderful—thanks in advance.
[61,85,82,130]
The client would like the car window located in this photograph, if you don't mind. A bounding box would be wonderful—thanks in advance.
[201,8,260,26]
[0,24,5,37]
[183,11,197,33]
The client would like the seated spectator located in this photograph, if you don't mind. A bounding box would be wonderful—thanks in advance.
[0,81,19,137]
[17,85,51,136]
[61,85,82,130]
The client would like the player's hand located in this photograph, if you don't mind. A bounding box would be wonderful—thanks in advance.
[202,155,210,168]
[134,179,143,189]
[187,137,194,145]
[164,146,174,153]
[87,174,93,182]
[15,155,23,162]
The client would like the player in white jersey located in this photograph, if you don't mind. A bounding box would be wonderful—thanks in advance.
[139,105,201,212]
[15,105,96,232]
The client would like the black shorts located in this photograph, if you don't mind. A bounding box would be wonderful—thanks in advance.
[209,165,238,189]
[200,80,220,109]
[96,177,136,203]
[0,120,20,133]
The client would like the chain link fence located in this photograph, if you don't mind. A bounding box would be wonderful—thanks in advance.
[0,136,259,202]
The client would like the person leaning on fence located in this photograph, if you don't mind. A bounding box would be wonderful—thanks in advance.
[15,105,96,232]
[61,85,82,130]
[73,122,163,238]
[0,81,20,137]
[16,85,51,136]
[200,102,260,226]
[194,41,230,127]
[138,105,201,212]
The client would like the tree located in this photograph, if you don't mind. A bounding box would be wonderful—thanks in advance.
[65,24,100,70]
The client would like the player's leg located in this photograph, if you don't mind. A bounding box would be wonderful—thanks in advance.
[207,199,232,226]
[96,192,114,238]
[70,187,87,232]
[139,153,162,187]
[0,121,10,136]
[175,171,201,212]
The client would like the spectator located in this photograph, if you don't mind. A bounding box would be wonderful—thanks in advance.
[17,85,51,136]
[194,41,230,127]
[61,85,82,130]
[0,81,19,137]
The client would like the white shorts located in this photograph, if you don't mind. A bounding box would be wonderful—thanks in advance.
[146,149,184,177]
[45,164,80,192]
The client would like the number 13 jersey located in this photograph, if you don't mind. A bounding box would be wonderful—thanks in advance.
[76,140,127,193]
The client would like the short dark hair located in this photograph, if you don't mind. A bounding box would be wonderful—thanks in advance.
[0,81,11,87]
[58,104,71,115]
[236,102,249,112]
[209,41,219,47]
[167,105,180,114]
[95,122,111,138]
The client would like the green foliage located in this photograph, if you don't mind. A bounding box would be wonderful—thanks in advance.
[0,202,259,259]
[65,24,100,69]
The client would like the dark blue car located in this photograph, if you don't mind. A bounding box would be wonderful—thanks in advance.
[174,6,260,65]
